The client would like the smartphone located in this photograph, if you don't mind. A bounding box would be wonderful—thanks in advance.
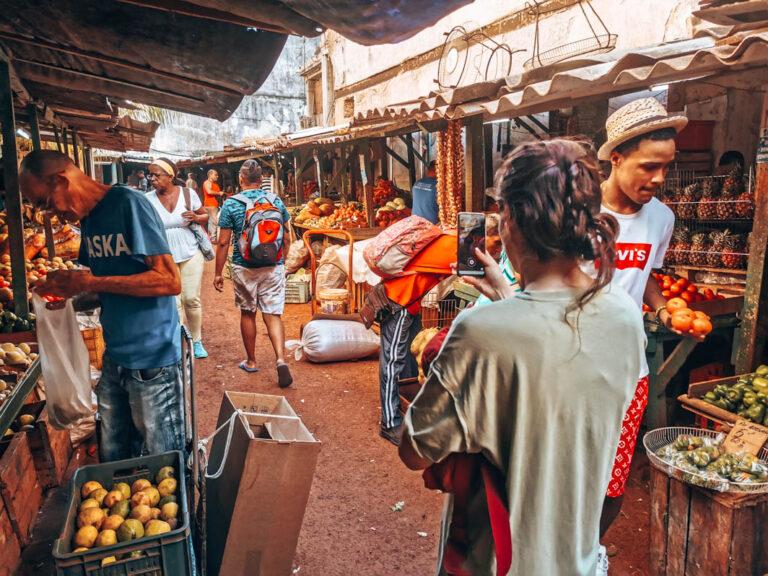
[457,212,486,277]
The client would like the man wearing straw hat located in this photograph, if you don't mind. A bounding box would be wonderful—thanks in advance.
[595,98,691,545]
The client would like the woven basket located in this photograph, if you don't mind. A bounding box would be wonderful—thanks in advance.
[80,327,105,370]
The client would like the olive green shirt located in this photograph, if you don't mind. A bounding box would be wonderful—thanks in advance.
[405,287,644,575]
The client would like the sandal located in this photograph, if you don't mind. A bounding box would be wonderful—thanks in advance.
[238,361,259,373]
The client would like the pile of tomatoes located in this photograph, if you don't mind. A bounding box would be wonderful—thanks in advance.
[665,297,713,337]
[653,273,724,304]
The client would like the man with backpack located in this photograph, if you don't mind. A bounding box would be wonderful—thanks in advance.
[213,159,293,387]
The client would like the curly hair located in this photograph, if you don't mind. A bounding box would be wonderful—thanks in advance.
[495,138,618,311]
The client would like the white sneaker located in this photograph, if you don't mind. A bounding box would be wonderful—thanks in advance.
[596,545,609,576]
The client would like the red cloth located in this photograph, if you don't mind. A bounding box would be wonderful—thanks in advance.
[421,326,450,375]
[607,376,649,497]
[423,453,512,576]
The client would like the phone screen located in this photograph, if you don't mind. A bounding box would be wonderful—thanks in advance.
[457,212,486,277]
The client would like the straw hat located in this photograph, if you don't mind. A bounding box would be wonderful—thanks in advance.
[598,98,688,161]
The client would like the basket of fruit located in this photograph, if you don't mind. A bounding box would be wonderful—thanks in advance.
[52,450,190,576]
[644,427,768,494]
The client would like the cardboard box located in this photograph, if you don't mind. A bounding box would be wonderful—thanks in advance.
[206,392,321,576]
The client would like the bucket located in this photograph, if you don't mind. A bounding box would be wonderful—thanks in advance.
[318,288,349,315]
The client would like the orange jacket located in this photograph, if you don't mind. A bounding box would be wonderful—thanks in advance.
[384,233,455,315]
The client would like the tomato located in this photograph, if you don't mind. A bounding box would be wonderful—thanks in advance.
[666,297,688,313]
[703,288,715,300]
[662,280,672,290]
[642,304,652,312]
[693,311,709,320]
[676,278,689,289]
[690,317,713,337]
[686,284,698,293]
[716,294,726,300]
[671,309,695,332]
[669,284,682,295]
[680,291,693,303]
[662,290,671,298]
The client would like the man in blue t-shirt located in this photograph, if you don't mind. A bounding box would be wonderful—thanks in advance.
[214,159,293,387]
[411,161,439,224]
[19,150,183,463]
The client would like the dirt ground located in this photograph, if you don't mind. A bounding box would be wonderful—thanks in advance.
[195,261,653,576]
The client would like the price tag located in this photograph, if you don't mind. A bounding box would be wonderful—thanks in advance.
[721,419,768,456]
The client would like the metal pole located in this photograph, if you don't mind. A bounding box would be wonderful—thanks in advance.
[0,60,29,315]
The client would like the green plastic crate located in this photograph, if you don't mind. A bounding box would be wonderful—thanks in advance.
[53,451,191,576]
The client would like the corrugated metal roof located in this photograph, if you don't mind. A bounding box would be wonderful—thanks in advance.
[351,32,768,123]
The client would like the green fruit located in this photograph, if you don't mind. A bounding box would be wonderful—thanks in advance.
[158,495,177,508]
[155,466,175,484]
[117,519,144,542]
[110,500,130,519]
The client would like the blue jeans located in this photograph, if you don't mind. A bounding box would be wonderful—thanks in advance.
[97,354,185,462]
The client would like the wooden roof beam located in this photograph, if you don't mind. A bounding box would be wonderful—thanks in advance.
[0,30,242,97]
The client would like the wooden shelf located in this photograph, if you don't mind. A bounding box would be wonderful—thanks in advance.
[674,265,749,276]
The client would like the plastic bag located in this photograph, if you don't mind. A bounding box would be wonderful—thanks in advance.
[32,295,93,429]
[286,320,379,363]
[284,241,309,274]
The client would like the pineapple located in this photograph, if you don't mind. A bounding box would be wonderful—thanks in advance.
[721,232,747,269]
[717,166,743,220]
[735,189,754,219]
[667,227,691,266]
[678,183,700,220]
[707,230,725,268]
[696,178,718,220]
[689,232,710,267]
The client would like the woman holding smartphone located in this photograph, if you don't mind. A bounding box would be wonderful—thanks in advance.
[399,139,644,575]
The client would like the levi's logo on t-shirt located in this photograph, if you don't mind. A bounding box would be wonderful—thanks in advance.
[615,243,652,270]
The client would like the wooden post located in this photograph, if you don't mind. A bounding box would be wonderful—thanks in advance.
[27,104,41,150]
[405,133,417,187]
[736,161,768,372]
[29,105,57,260]
[61,127,69,157]
[339,147,348,202]
[464,116,486,213]
[293,152,304,204]
[484,124,495,186]
[84,146,93,177]
[53,125,62,152]
[71,127,80,168]
[349,145,358,203]
[313,149,323,196]
[359,142,375,227]
[116,161,124,183]
[0,60,29,316]
[271,154,280,197]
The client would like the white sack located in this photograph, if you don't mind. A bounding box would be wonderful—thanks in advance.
[286,320,379,363]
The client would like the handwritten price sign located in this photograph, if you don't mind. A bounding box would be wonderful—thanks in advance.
[722,419,768,455]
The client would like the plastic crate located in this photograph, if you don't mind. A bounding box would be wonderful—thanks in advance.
[285,279,311,304]
[53,451,191,576]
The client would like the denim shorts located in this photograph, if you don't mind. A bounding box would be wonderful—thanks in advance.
[96,354,185,462]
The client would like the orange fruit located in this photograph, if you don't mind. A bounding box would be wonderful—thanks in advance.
[666,298,688,314]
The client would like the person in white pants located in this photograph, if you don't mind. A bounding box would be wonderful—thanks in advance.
[146,157,210,358]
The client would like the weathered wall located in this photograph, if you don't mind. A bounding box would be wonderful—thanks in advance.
[323,0,699,122]
[137,35,319,157]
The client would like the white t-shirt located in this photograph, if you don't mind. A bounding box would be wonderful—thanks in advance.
[602,197,674,377]
[145,188,202,264]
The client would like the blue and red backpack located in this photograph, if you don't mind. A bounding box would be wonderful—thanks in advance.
[232,192,285,267]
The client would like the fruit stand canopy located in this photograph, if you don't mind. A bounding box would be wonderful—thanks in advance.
[0,0,471,151]
[350,32,768,124]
